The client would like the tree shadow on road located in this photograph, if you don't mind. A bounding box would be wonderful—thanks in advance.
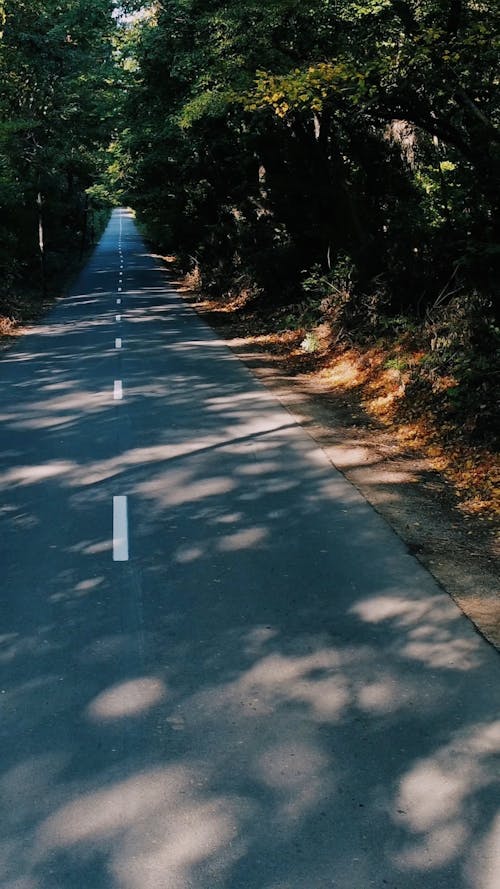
[0,214,499,889]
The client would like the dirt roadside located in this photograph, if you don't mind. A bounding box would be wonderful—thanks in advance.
[182,292,500,652]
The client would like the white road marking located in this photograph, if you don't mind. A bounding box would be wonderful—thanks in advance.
[113,496,129,562]
[116,314,121,321]
[114,379,123,400]
[117,298,121,304]
[118,287,122,292]
[115,338,122,349]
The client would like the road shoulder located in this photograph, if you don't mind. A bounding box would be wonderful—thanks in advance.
[181,292,500,651]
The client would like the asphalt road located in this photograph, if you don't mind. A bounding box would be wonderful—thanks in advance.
[1,208,499,889]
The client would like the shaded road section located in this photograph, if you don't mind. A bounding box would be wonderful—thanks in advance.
[0,208,499,889]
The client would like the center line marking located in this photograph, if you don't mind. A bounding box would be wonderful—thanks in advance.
[116,314,121,321]
[113,496,129,561]
[117,298,121,304]
[115,337,122,349]
[118,287,122,292]
[114,379,123,400]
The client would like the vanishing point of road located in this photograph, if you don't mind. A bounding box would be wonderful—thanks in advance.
[1,209,499,889]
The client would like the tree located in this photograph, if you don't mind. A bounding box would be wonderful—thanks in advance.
[0,0,118,294]
[119,0,499,314]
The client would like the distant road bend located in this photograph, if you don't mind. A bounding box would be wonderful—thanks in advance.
[0,208,499,889]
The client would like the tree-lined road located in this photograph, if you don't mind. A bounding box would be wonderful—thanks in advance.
[1,210,499,889]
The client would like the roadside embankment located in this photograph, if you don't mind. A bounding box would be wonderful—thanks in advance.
[180,282,500,650]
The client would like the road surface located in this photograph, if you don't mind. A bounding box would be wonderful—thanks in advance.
[1,208,499,889]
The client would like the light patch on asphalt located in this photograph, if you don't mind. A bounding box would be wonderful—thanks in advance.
[0,461,75,486]
[114,380,123,400]
[175,545,204,564]
[113,495,128,561]
[256,741,333,822]
[390,722,500,875]
[218,527,268,552]
[35,765,242,884]
[136,473,235,507]
[87,677,167,720]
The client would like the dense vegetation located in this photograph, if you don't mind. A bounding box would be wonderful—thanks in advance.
[0,0,117,300]
[118,0,499,445]
[0,0,498,446]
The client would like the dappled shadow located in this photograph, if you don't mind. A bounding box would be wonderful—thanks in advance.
[0,209,499,888]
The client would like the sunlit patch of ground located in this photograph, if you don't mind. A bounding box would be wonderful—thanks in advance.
[0,291,51,349]
[309,343,499,519]
[186,282,498,520]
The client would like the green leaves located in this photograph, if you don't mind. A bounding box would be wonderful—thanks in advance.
[242,62,365,117]
[0,0,118,290]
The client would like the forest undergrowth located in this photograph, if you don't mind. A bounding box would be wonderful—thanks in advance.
[182,271,499,521]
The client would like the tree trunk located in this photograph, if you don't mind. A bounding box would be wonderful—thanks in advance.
[80,194,89,259]
[37,190,46,298]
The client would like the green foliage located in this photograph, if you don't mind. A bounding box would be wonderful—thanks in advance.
[0,0,118,295]
[117,0,499,329]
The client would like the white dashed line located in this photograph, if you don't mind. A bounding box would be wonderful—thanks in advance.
[113,496,129,561]
[114,380,123,400]
[117,298,121,305]
[115,338,122,349]
[116,314,121,321]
